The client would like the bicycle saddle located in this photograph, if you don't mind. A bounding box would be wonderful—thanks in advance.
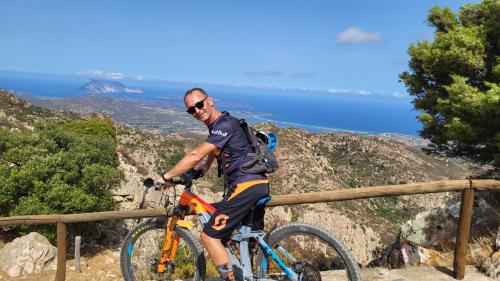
[255,196,272,207]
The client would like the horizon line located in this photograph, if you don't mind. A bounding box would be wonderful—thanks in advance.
[0,68,411,100]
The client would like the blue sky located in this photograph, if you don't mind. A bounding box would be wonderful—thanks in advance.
[0,0,477,97]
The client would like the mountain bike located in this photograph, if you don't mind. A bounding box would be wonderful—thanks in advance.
[120,169,361,280]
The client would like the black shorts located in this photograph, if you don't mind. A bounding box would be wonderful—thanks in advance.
[203,180,269,239]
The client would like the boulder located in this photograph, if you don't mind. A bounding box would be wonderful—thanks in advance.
[400,240,443,266]
[400,195,498,248]
[369,239,445,268]
[0,232,56,277]
[481,250,500,279]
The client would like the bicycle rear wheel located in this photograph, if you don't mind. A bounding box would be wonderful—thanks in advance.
[120,218,206,281]
[255,223,361,281]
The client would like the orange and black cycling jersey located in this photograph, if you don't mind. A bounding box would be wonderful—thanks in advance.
[206,112,266,187]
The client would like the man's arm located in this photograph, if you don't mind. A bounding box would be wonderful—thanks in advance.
[197,151,216,175]
[163,142,219,180]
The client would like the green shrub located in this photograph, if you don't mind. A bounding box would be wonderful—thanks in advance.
[0,119,123,241]
[63,119,116,139]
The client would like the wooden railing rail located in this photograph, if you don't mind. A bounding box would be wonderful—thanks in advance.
[0,179,498,280]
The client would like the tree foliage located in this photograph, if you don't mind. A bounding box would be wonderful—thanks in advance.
[400,0,500,166]
[0,119,123,238]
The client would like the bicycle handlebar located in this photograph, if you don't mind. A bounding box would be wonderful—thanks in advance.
[143,169,203,189]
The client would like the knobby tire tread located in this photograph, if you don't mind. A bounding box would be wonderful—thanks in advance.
[255,222,361,281]
[120,219,206,281]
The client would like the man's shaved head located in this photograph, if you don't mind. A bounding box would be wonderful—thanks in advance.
[184,87,208,100]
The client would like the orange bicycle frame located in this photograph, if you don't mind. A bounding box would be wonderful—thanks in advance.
[156,189,216,273]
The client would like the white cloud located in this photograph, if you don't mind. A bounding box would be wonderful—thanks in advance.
[392,92,407,98]
[75,70,124,80]
[326,88,372,96]
[327,88,350,94]
[357,90,371,96]
[134,75,147,81]
[336,27,382,45]
[106,72,124,80]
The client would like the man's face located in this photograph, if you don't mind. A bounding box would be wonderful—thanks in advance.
[184,91,212,123]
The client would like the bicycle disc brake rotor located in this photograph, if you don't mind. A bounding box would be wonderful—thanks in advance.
[150,258,174,276]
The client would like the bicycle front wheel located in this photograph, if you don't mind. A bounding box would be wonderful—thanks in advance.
[255,223,361,281]
[120,218,206,281]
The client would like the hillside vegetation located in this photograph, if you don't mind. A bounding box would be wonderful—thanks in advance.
[0,90,123,240]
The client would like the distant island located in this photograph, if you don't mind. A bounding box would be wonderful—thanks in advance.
[80,79,143,94]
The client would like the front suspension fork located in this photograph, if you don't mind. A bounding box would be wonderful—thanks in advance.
[156,209,185,273]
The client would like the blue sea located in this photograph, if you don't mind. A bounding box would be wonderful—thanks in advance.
[0,72,421,136]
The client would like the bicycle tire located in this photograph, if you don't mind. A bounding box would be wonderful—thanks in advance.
[255,223,361,281]
[120,218,206,281]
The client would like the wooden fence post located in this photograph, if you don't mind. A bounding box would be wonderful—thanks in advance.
[55,221,67,281]
[75,236,81,273]
[453,187,475,280]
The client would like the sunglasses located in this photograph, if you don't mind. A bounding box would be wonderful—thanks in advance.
[186,96,208,114]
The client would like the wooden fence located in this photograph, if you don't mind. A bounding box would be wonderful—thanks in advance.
[0,179,499,280]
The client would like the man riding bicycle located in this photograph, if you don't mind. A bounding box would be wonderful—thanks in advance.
[155,87,270,281]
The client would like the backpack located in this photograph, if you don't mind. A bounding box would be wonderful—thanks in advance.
[238,120,279,174]
[215,112,279,179]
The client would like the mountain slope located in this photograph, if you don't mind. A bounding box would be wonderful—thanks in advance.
[0,90,78,130]
[81,79,143,94]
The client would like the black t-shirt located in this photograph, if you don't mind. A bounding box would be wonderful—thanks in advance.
[206,112,266,187]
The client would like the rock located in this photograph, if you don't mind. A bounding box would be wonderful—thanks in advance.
[104,257,115,264]
[106,271,116,277]
[481,250,500,279]
[0,232,56,277]
[400,195,498,248]
[400,241,442,266]
[375,267,389,277]
[112,191,130,197]
[113,196,124,203]
[496,227,500,250]
[493,251,500,260]
[369,238,446,269]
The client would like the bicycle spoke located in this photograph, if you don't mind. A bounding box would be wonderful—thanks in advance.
[265,233,351,281]
[128,228,198,280]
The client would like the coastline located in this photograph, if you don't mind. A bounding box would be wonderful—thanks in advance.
[253,115,371,134]
[8,90,428,147]
[251,114,428,147]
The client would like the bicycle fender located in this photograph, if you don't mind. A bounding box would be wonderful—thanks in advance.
[176,219,195,228]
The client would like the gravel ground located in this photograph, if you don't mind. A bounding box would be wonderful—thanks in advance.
[0,254,495,281]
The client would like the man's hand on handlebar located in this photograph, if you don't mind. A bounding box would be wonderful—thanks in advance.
[152,176,171,190]
[148,169,204,190]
